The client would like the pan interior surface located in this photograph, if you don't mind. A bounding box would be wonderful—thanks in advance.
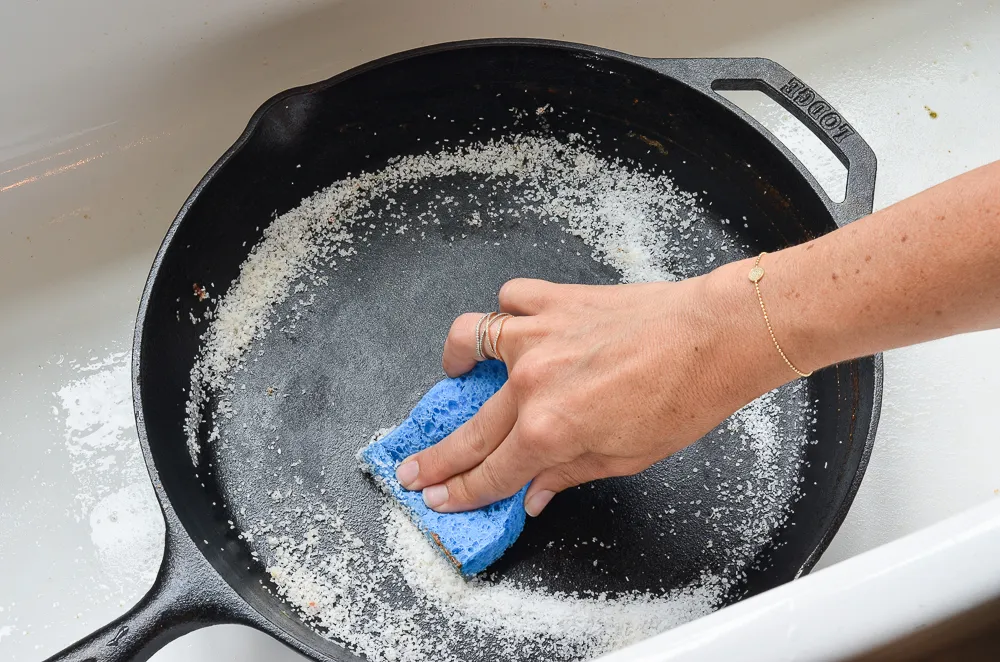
[139,44,877,662]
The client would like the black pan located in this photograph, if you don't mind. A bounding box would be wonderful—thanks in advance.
[45,39,880,662]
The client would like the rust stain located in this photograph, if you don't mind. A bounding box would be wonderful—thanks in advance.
[628,132,669,157]
[430,532,463,572]
[740,157,812,244]
[755,177,792,210]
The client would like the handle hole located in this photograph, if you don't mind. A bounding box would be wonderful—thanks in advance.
[716,89,847,203]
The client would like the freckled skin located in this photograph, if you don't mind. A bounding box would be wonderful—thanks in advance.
[404,161,1000,514]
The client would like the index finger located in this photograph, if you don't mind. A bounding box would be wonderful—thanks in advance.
[422,423,549,513]
[399,384,517,491]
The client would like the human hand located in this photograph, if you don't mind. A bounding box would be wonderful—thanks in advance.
[394,160,1000,517]
[394,272,788,517]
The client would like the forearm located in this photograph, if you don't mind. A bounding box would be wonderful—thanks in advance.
[707,160,1000,390]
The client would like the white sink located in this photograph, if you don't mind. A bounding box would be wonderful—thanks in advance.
[2,1,999,660]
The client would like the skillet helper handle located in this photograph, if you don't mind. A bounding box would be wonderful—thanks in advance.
[655,57,877,225]
[42,537,233,662]
[41,602,181,662]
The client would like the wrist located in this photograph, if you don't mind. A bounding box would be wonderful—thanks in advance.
[698,258,799,401]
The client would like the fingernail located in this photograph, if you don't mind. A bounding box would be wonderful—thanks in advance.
[525,490,555,517]
[422,484,449,509]
[396,460,419,488]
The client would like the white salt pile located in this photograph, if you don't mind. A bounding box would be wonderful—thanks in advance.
[184,122,811,661]
[257,504,724,662]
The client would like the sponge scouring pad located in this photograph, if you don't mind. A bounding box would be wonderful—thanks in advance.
[360,361,528,576]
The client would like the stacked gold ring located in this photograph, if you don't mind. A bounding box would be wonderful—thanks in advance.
[474,312,513,362]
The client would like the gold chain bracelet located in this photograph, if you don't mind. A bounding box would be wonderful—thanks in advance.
[748,252,813,378]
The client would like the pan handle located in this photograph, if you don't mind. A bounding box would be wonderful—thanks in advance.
[42,529,240,662]
[648,57,877,225]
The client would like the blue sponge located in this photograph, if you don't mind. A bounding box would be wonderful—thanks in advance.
[360,361,528,576]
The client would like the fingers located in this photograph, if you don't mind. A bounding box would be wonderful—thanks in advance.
[498,278,558,315]
[442,312,485,377]
[442,312,535,377]
[442,279,558,377]
[424,278,571,512]
[523,455,606,517]
[397,385,517,491]
[421,424,544,512]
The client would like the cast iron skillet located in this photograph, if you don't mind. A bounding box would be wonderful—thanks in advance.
[45,39,881,662]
